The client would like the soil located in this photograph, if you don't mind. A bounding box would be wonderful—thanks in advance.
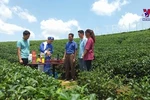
[58,80,77,89]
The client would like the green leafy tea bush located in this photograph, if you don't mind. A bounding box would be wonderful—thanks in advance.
[0,59,96,100]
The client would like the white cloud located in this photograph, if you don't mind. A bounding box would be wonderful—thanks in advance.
[91,0,129,16]
[0,0,9,4]
[12,6,37,23]
[0,0,12,20]
[0,0,35,39]
[118,13,141,29]
[40,18,80,39]
[0,19,35,38]
[0,19,24,34]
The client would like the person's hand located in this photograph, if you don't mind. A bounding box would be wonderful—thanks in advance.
[19,59,23,64]
[73,58,75,62]
[46,51,51,56]
[81,54,84,58]
[62,57,65,61]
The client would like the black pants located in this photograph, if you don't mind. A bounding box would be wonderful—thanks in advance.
[85,60,92,71]
[22,58,28,66]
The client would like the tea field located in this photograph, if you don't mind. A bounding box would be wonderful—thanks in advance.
[0,29,150,100]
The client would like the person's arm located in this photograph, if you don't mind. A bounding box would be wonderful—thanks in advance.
[48,45,53,57]
[51,45,53,54]
[82,39,91,58]
[63,51,66,59]
[28,40,30,54]
[84,39,87,47]
[40,43,45,53]
[82,50,87,58]
[74,43,78,60]
[17,41,23,63]
[28,40,30,49]
[63,43,67,59]
[17,48,22,61]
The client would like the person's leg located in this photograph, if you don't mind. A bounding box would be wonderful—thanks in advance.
[44,57,51,75]
[70,54,75,80]
[43,57,47,72]
[85,60,92,71]
[88,60,92,71]
[43,64,47,72]
[78,58,83,71]
[82,59,87,71]
[48,57,52,75]
[84,60,88,71]
[44,64,50,74]
[65,55,70,80]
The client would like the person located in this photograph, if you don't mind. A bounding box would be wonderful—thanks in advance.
[40,37,54,75]
[63,33,77,81]
[17,30,30,66]
[78,30,87,71]
[82,29,95,71]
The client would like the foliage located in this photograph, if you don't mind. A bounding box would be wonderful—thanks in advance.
[77,29,150,99]
[0,29,150,99]
[0,59,96,100]
[115,76,150,100]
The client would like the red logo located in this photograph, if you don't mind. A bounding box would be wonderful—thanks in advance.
[143,9,150,17]
[142,9,150,21]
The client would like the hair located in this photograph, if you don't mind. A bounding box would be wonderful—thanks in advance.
[69,33,74,38]
[85,29,95,43]
[78,30,84,34]
[23,30,30,36]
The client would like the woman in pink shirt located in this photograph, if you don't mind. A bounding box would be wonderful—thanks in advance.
[82,29,95,71]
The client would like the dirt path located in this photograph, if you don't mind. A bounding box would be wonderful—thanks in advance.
[58,80,77,89]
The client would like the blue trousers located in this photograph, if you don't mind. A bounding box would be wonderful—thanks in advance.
[78,58,86,71]
[44,56,52,75]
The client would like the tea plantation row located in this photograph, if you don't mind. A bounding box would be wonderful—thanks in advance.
[0,58,96,100]
[0,29,150,99]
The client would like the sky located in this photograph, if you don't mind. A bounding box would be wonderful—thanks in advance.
[0,0,150,42]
